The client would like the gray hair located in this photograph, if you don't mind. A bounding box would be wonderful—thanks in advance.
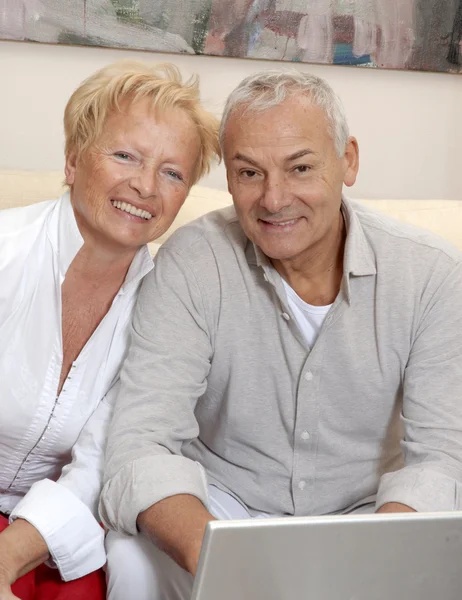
[220,70,350,157]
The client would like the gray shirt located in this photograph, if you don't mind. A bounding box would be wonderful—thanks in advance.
[101,198,462,535]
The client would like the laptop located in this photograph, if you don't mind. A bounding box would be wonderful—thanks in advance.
[191,512,462,600]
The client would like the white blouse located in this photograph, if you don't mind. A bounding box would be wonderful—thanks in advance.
[0,192,153,580]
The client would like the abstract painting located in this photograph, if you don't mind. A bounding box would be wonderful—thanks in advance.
[0,1,461,74]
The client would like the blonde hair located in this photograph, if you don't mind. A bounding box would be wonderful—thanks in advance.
[64,60,220,184]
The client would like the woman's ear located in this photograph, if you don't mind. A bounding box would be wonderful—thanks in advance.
[64,153,77,186]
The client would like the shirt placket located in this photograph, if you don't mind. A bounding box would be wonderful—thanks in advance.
[269,263,350,515]
[292,296,348,514]
[292,349,321,515]
[263,265,321,514]
[7,359,83,491]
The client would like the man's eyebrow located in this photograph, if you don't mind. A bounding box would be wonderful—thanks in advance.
[232,150,314,166]
[232,153,261,168]
[285,149,314,162]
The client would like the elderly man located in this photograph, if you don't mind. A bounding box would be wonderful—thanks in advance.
[101,70,462,600]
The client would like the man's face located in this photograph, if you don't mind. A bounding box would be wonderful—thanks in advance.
[65,97,201,254]
[223,95,359,265]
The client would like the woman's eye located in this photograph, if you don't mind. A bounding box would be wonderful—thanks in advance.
[166,170,183,181]
[114,152,131,160]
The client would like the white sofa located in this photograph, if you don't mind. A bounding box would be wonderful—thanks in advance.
[1,169,462,252]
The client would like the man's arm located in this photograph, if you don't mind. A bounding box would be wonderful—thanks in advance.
[137,495,215,576]
[376,259,462,512]
[101,240,217,568]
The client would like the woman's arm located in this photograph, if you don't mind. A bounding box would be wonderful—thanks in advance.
[0,518,49,598]
[7,384,117,582]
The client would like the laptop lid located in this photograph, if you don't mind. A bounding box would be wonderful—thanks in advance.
[192,512,462,600]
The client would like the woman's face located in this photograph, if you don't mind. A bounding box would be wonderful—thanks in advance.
[65,98,201,254]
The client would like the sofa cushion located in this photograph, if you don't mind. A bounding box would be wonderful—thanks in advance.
[359,199,462,251]
[0,169,66,208]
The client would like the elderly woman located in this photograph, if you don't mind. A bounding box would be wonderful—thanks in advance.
[0,60,219,600]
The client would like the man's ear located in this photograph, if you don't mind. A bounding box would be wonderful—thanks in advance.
[343,137,359,188]
[64,152,77,186]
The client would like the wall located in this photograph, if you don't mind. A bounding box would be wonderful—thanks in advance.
[0,39,461,200]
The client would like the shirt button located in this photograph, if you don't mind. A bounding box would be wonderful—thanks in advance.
[301,430,310,440]
[298,480,306,491]
[282,312,290,321]
[304,371,313,381]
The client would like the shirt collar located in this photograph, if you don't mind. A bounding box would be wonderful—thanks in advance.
[340,195,376,301]
[120,244,154,293]
[245,195,377,298]
[49,190,84,277]
[48,190,153,284]
[246,240,269,269]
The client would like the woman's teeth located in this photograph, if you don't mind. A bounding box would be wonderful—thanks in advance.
[111,200,152,220]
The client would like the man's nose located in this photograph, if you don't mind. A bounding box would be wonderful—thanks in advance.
[260,176,292,214]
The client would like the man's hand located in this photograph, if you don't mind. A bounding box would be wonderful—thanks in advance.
[137,494,216,577]
[0,518,49,592]
[376,502,416,514]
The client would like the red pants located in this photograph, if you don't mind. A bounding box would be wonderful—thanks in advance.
[0,515,106,600]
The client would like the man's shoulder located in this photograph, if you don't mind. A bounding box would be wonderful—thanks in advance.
[159,205,245,260]
[0,199,58,237]
[351,200,462,266]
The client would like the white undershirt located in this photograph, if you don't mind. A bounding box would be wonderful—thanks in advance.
[282,280,332,348]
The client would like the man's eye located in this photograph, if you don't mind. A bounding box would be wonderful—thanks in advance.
[294,165,310,173]
[241,170,257,178]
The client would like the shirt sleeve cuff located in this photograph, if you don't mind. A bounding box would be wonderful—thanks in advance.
[376,468,462,512]
[9,479,105,581]
[100,455,209,535]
